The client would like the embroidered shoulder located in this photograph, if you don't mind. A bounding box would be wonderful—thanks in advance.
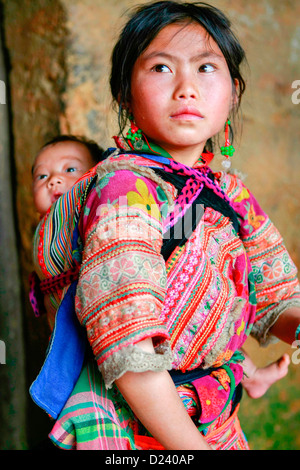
[216,170,251,205]
[96,158,176,207]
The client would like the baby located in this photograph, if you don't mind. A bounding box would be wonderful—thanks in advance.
[31,134,290,400]
[32,134,104,216]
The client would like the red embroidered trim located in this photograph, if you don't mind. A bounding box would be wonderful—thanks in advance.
[39,262,81,294]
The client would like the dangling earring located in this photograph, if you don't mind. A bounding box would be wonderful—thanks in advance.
[126,115,144,150]
[220,119,235,170]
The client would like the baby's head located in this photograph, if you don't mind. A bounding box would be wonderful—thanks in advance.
[32,135,104,216]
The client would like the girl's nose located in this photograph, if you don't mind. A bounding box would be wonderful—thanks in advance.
[173,72,199,100]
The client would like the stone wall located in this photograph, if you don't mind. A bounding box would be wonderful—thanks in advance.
[1,0,300,449]
[1,0,69,448]
[0,7,27,450]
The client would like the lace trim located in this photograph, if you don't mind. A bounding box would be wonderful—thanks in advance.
[99,341,173,389]
[251,299,300,346]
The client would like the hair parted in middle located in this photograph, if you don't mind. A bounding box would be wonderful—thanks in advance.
[110,1,247,152]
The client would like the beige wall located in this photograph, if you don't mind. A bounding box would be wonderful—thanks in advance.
[1,0,300,448]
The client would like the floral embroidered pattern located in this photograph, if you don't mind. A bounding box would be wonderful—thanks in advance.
[225,171,300,342]
[127,178,161,220]
[242,202,265,233]
[233,186,250,203]
[75,166,172,383]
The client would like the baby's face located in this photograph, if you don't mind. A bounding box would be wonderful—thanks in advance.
[32,141,95,216]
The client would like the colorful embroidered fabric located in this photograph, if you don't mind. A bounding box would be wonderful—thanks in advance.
[49,360,135,450]
[49,359,249,450]
[32,168,98,328]
[32,144,300,449]
[224,172,300,344]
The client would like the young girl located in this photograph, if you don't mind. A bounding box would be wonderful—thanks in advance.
[30,134,290,405]
[30,2,300,450]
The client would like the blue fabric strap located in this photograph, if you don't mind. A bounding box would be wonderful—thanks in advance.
[29,281,87,419]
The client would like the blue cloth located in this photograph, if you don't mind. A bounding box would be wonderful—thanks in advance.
[106,147,171,166]
[29,281,86,419]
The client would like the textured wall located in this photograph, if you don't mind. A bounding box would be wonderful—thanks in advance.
[1,0,69,448]
[1,0,300,449]
[0,10,27,450]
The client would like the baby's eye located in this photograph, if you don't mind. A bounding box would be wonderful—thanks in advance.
[152,64,171,73]
[66,167,77,173]
[199,63,216,73]
[37,174,48,180]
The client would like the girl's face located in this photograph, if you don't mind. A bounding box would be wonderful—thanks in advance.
[130,22,237,166]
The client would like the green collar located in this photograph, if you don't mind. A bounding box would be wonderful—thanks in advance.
[124,135,211,166]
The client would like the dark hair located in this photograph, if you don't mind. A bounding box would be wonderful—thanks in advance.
[110,1,246,150]
[33,134,104,172]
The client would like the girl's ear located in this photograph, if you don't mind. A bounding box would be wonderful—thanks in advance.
[117,92,130,110]
[126,100,132,115]
[120,95,131,116]
[231,78,240,109]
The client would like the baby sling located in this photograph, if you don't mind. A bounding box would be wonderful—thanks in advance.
[29,152,241,420]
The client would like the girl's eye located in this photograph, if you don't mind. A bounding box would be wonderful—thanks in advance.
[199,63,216,73]
[66,167,77,173]
[152,64,171,73]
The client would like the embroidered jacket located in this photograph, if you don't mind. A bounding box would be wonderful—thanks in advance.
[32,148,300,424]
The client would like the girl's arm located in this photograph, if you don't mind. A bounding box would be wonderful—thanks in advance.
[270,306,300,345]
[115,338,211,450]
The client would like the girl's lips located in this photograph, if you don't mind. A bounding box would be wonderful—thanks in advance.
[170,107,204,120]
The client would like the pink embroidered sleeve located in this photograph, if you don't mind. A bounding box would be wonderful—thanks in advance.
[75,167,172,387]
[230,175,300,345]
